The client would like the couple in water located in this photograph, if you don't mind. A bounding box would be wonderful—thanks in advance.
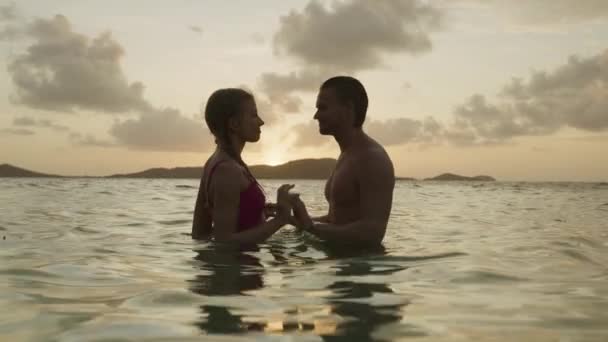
[192,76,395,246]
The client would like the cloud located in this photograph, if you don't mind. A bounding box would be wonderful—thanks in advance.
[274,0,441,71]
[3,13,219,153]
[0,24,20,40]
[12,116,35,125]
[189,25,203,34]
[258,69,326,107]
[258,0,442,113]
[0,2,23,40]
[234,84,284,124]
[254,96,282,124]
[448,0,608,26]
[0,127,34,135]
[68,132,116,147]
[7,15,149,113]
[0,2,17,21]
[292,120,332,147]
[274,95,302,114]
[291,49,608,149]
[109,108,214,152]
[368,117,443,146]
[293,116,443,148]
[13,116,70,132]
[565,135,608,142]
[446,49,608,144]
[250,33,265,45]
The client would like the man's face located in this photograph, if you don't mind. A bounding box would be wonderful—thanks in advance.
[314,87,349,135]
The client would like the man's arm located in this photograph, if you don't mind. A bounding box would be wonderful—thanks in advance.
[310,214,329,223]
[305,154,394,245]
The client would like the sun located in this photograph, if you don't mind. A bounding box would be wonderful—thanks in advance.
[264,156,284,166]
[263,150,286,166]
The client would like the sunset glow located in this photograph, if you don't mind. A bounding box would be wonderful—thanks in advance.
[0,1,607,181]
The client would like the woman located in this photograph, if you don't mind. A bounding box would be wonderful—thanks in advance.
[192,88,293,243]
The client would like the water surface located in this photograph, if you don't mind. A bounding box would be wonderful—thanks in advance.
[1,179,607,341]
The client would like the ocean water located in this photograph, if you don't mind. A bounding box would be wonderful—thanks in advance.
[1,178,607,342]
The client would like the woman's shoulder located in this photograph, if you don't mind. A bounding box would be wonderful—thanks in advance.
[205,157,240,179]
[204,159,243,201]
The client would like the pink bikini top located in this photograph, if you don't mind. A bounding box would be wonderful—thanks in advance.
[205,160,266,232]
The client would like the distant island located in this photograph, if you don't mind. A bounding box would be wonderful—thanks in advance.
[0,164,62,178]
[109,158,337,180]
[424,173,495,181]
[0,159,337,180]
[0,161,496,181]
[396,177,417,181]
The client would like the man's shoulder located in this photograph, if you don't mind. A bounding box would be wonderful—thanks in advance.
[357,138,393,167]
[350,137,395,193]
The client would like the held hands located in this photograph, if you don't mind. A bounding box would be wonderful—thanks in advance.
[269,184,313,231]
[263,203,278,218]
[275,184,295,223]
[287,193,314,232]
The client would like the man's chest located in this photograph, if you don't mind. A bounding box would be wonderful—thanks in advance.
[326,162,358,205]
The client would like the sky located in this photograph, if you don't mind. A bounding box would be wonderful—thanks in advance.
[0,0,607,181]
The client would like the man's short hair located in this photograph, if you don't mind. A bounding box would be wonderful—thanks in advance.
[321,76,368,127]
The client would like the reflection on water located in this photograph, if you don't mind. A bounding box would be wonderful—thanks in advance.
[189,242,409,341]
[321,257,409,341]
[2,179,608,341]
[190,245,266,334]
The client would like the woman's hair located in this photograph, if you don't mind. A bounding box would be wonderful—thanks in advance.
[204,88,256,178]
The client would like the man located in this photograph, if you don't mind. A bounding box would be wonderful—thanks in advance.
[291,76,395,245]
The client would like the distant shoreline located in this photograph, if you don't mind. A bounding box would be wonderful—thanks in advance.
[3,162,608,183]
[0,160,501,181]
[3,176,607,184]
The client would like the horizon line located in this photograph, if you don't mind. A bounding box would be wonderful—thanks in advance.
[2,161,608,183]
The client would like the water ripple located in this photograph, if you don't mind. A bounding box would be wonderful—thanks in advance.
[451,270,527,283]
[157,219,191,226]
[175,185,196,189]
[0,179,606,341]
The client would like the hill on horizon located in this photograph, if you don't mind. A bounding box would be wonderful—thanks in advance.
[108,158,337,179]
[425,173,495,181]
[1,160,498,181]
[0,164,61,178]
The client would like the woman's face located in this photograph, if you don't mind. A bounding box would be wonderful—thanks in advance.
[235,98,264,143]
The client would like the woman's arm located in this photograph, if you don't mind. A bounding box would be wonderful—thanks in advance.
[192,175,212,239]
[211,163,291,244]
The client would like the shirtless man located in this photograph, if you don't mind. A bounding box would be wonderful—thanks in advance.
[291,76,395,246]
